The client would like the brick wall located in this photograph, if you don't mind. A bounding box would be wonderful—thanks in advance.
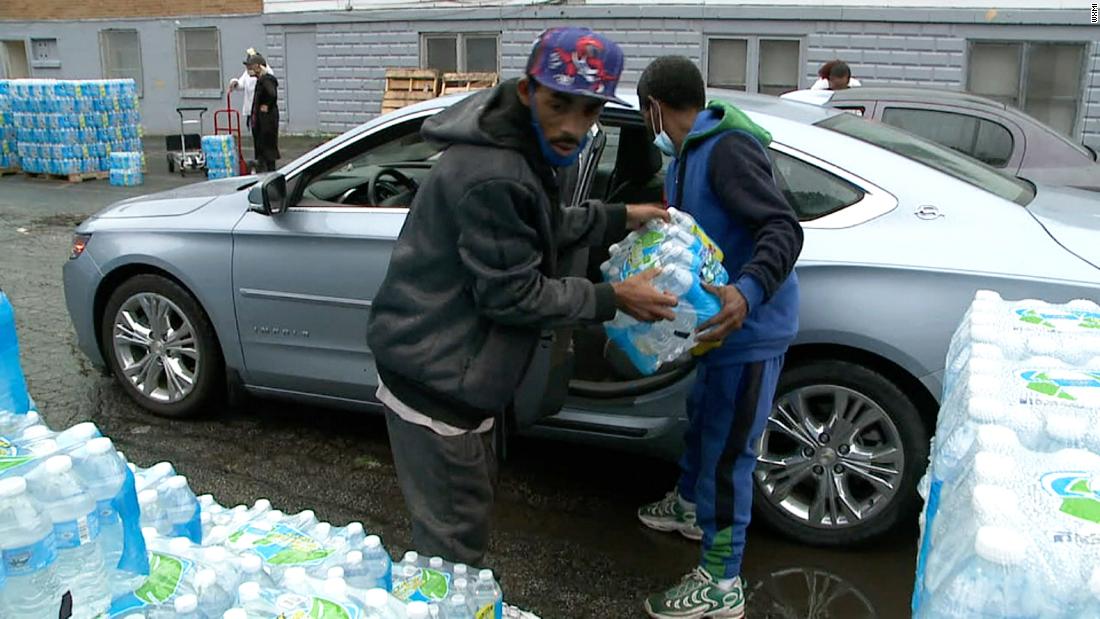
[0,0,261,20]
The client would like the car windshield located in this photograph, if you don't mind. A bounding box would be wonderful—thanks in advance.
[817,112,1036,206]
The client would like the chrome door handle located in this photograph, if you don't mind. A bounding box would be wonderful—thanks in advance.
[915,205,943,220]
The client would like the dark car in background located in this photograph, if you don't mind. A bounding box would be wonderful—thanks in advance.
[783,86,1100,192]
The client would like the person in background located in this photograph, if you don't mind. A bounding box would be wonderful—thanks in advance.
[227,48,276,140]
[366,27,676,567]
[634,55,803,619]
[811,59,861,91]
[244,52,280,173]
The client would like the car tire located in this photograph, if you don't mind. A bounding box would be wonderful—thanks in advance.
[100,274,223,418]
[752,359,928,547]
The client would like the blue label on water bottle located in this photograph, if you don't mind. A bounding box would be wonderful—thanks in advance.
[54,510,100,548]
[2,536,58,576]
[0,436,35,474]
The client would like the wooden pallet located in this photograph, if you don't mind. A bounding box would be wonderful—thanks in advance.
[24,170,108,183]
[440,72,499,96]
[382,68,440,114]
[0,166,20,177]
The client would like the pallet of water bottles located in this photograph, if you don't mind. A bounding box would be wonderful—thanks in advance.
[0,78,144,182]
[911,290,1100,618]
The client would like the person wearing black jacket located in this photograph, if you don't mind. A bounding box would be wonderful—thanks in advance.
[366,28,677,566]
[245,53,280,172]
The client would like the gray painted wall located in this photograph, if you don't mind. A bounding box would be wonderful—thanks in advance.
[3,4,1098,150]
[0,15,265,134]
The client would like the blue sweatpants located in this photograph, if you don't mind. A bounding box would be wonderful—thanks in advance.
[676,356,784,579]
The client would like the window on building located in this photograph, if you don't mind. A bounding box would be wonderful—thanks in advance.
[176,27,222,95]
[707,37,802,95]
[29,38,59,67]
[422,34,499,73]
[967,41,1087,137]
[100,30,143,96]
[881,108,1014,168]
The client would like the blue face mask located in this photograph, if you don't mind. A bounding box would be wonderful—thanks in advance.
[529,83,589,168]
[650,101,677,157]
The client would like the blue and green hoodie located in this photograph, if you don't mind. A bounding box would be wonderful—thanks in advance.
[668,100,803,365]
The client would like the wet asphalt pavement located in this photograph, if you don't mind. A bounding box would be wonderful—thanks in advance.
[0,138,916,618]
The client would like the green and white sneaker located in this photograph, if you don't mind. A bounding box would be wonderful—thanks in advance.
[638,491,703,541]
[644,567,745,619]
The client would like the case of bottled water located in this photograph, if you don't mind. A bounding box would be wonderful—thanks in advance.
[202,135,239,180]
[0,78,143,177]
[109,151,144,186]
[601,207,730,375]
[913,290,1100,618]
[0,81,17,170]
[0,289,30,416]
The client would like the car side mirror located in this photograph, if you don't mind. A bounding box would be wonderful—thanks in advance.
[249,173,288,215]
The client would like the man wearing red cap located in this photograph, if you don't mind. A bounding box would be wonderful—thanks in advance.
[367,28,675,566]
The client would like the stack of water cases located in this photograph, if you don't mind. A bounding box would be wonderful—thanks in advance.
[0,80,17,170]
[4,78,143,178]
[109,152,144,187]
[202,135,239,179]
[912,290,1100,618]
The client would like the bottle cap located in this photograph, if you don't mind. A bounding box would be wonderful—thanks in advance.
[404,551,419,563]
[346,550,364,565]
[429,556,444,569]
[974,526,1026,566]
[0,476,27,497]
[253,498,272,512]
[479,568,494,581]
[453,563,468,576]
[198,494,215,506]
[328,566,345,580]
[150,462,174,477]
[403,565,417,577]
[406,601,430,619]
[365,588,390,608]
[298,509,316,521]
[174,593,198,612]
[972,452,1014,481]
[315,522,332,537]
[168,537,191,555]
[138,489,158,505]
[85,437,114,455]
[346,522,364,536]
[242,554,263,573]
[29,438,59,455]
[59,421,99,444]
[974,290,1002,303]
[451,594,467,606]
[971,485,1018,524]
[364,535,381,549]
[223,610,248,619]
[165,475,188,490]
[44,455,73,475]
[284,566,307,586]
[140,526,158,541]
[238,581,261,601]
[324,577,347,598]
[453,578,468,591]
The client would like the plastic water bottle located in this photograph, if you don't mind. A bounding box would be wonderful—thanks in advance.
[138,489,171,535]
[203,546,242,595]
[32,455,110,618]
[55,422,101,451]
[451,578,470,601]
[135,462,175,492]
[921,527,1040,618]
[344,521,367,548]
[0,476,63,618]
[240,553,276,588]
[160,475,200,541]
[472,569,502,619]
[194,566,235,617]
[443,594,473,619]
[0,289,31,415]
[364,535,393,590]
[172,593,201,619]
[362,588,396,619]
[407,601,431,619]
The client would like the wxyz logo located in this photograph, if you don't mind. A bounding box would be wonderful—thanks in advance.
[1093,3,1099,24]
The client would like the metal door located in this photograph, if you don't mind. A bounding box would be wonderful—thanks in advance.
[285,31,319,133]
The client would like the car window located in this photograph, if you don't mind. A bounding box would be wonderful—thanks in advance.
[818,112,1035,206]
[300,117,443,206]
[771,151,864,221]
[880,107,1014,168]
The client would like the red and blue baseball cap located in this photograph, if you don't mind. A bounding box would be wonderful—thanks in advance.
[525,27,628,107]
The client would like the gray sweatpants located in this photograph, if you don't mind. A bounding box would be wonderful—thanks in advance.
[384,407,498,566]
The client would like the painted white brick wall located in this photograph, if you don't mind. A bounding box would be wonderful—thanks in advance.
[281,13,1099,143]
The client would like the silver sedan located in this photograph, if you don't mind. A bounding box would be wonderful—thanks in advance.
[63,89,1100,548]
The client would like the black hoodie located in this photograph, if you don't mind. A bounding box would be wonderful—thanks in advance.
[366,79,627,430]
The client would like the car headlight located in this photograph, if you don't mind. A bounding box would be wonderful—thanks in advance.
[70,233,92,260]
